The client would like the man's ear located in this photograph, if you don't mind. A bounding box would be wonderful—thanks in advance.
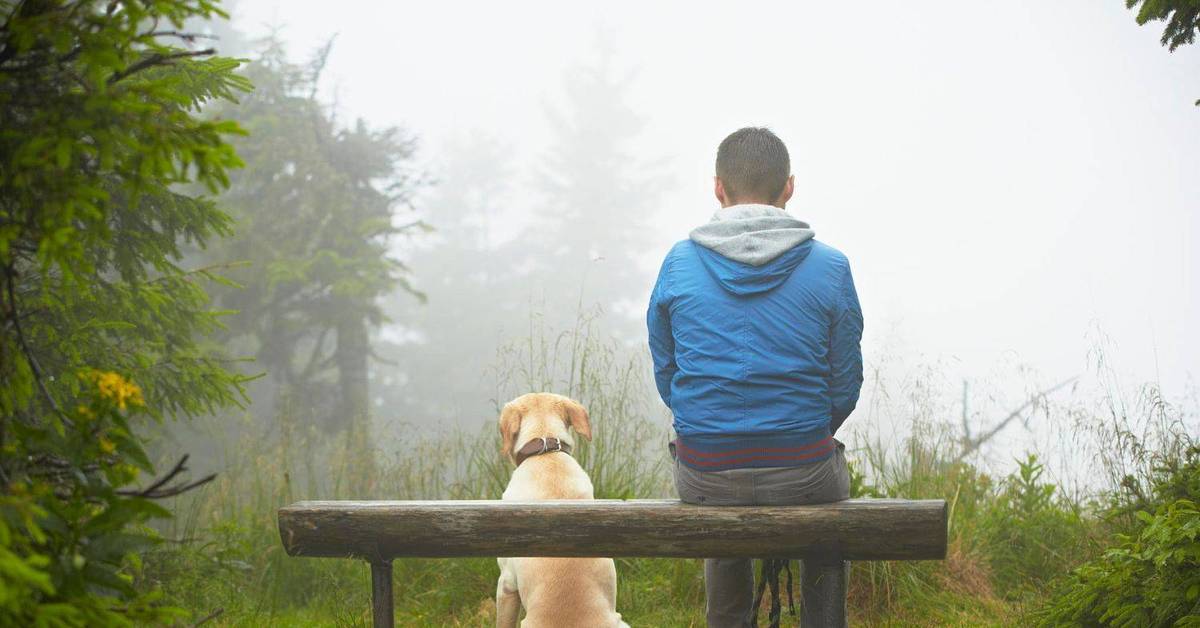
[499,402,523,464]
[776,175,795,207]
[714,176,730,207]
[561,398,592,441]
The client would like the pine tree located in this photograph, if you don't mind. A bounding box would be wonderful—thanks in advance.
[0,1,250,623]
[522,47,662,338]
[202,37,426,433]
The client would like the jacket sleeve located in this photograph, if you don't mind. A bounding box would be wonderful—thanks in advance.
[647,254,677,409]
[829,261,864,435]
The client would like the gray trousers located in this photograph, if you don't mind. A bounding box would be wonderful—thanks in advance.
[673,440,851,628]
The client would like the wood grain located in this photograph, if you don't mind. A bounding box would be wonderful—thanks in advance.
[277,499,946,562]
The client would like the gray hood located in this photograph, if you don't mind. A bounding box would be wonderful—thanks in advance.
[689,204,815,267]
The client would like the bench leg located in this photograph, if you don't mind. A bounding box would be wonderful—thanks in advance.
[800,557,847,627]
[371,560,394,628]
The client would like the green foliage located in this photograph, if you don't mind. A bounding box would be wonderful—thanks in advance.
[848,457,886,498]
[1,1,249,624]
[1038,447,1200,627]
[1127,0,1200,52]
[980,454,1089,597]
[1125,0,1200,104]
[1108,441,1200,528]
[1,374,192,626]
[0,0,253,418]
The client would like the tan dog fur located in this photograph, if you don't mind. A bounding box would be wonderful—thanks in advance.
[495,393,629,628]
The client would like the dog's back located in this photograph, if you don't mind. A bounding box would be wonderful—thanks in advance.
[495,394,629,628]
[501,456,627,628]
[502,451,593,500]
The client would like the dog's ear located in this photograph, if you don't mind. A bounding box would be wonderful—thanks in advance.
[499,402,523,465]
[561,398,592,441]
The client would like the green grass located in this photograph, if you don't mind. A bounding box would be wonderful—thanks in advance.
[136,320,1194,626]
[134,425,1051,627]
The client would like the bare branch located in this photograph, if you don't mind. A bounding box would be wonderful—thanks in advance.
[955,376,1078,463]
[116,454,217,499]
[137,473,216,499]
[191,607,224,627]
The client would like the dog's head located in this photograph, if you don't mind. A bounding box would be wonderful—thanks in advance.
[498,393,592,465]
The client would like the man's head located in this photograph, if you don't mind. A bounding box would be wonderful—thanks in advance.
[714,127,794,208]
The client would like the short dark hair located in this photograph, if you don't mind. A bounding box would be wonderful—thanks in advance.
[715,127,790,203]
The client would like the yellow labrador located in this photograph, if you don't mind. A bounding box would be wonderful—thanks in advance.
[495,393,630,628]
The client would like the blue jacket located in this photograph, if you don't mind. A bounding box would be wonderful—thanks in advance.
[647,211,863,471]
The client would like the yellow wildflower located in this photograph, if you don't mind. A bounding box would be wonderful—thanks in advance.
[98,437,115,455]
[89,370,144,410]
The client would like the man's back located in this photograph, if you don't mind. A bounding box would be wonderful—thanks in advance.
[648,204,863,470]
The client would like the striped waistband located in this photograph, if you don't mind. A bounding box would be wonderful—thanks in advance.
[674,430,834,471]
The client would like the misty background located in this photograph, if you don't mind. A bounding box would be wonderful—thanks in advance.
[184,0,1197,487]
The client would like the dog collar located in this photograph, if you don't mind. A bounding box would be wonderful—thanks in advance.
[514,437,572,467]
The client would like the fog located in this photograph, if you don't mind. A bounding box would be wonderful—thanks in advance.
[224,1,1196,475]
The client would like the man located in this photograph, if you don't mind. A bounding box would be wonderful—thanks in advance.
[646,127,864,627]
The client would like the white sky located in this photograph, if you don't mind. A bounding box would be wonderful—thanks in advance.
[229,1,1198,443]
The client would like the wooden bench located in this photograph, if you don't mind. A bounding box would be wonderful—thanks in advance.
[277,498,947,627]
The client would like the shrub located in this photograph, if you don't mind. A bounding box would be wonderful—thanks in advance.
[981,454,1089,597]
[0,373,187,625]
[1038,447,1200,627]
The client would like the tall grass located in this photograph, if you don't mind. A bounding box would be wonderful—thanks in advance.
[138,316,1196,626]
[489,306,671,499]
[142,312,681,626]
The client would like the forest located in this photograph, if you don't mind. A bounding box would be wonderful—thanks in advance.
[1,1,1197,626]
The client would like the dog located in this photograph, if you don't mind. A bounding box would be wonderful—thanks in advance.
[495,393,630,628]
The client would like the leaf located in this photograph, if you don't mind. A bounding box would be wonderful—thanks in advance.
[54,141,70,169]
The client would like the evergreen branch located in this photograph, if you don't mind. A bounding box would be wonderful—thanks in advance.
[146,30,216,43]
[3,265,72,427]
[108,48,216,85]
[146,260,250,286]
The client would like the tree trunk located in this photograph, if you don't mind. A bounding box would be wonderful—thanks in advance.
[335,317,370,431]
[335,316,376,492]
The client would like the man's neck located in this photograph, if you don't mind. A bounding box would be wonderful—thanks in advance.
[722,199,785,209]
